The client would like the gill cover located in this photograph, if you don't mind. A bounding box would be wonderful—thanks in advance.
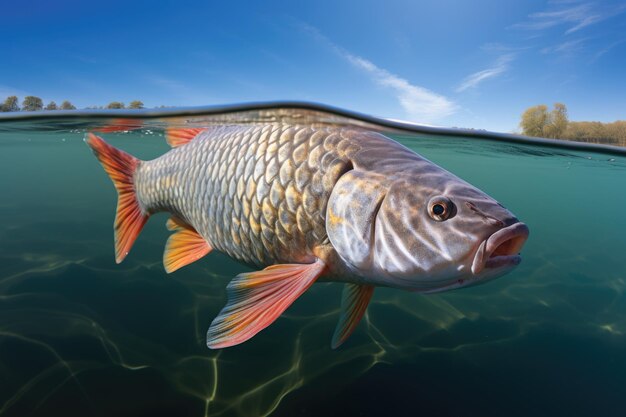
[326,170,387,274]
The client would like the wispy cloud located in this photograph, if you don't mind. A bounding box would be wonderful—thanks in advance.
[591,39,626,62]
[298,22,457,123]
[540,38,587,55]
[344,54,457,122]
[511,2,625,35]
[455,54,514,93]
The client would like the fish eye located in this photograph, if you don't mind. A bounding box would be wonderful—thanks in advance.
[428,196,455,221]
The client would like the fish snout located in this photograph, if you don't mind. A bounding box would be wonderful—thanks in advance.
[471,222,529,275]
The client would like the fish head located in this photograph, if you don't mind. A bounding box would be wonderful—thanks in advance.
[326,165,529,292]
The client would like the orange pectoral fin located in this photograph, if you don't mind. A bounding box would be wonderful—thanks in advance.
[206,259,326,349]
[163,217,212,273]
[331,283,374,349]
[165,128,206,147]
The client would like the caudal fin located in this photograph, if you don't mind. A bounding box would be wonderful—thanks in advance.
[86,133,148,263]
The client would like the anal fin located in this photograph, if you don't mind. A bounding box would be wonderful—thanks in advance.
[331,283,375,349]
[207,259,326,349]
[164,217,212,273]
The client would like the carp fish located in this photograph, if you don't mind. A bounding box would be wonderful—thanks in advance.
[86,124,529,349]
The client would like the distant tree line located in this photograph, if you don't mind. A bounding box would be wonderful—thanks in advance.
[520,103,626,147]
[1,96,76,112]
[85,100,145,110]
[1,96,148,112]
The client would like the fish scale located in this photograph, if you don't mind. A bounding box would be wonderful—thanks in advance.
[135,123,358,268]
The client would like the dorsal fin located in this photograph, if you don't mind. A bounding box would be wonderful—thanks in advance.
[163,217,212,273]
[165,128,206,148]
[95,118,143,133]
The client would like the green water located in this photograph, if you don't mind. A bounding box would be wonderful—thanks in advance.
[1,112,626,417]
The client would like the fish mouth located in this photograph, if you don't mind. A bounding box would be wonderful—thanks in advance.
[471,222,529,275]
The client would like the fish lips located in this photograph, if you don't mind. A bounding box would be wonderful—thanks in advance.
[471,222,529,276]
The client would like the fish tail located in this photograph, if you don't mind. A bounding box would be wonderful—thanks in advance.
[86,133,148,263]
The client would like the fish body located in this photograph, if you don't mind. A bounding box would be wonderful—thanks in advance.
[87,123,529,349]
[135,124,356,274]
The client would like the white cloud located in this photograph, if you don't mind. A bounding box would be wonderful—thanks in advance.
[455,54,514,93]
[591,39,626,62]
[343,53,457,123]
[298,22,457,123]
[540,38,586,55]
[511,2,625,35]
[565,14,604,34]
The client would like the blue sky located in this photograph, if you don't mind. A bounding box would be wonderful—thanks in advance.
[1,0,624,132]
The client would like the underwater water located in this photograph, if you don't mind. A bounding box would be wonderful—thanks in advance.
[1,106,626,417]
